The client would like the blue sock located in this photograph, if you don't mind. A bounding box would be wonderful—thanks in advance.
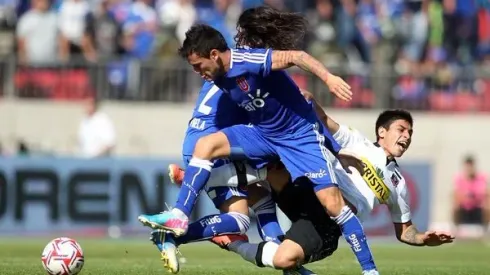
[174,212,249,245]
[252,195,283,244]
[333,206,376,271]
[174,158,213,217]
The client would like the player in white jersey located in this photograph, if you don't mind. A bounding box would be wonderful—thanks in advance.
[203,95,455,273]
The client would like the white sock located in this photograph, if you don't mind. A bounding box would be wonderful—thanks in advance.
[171,208,188,220]
[261,241,279,268]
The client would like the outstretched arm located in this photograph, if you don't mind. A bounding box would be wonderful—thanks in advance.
[300,89,340,134]
[271,50,352,101]
[271,51,329,80]
[394,221,454,247]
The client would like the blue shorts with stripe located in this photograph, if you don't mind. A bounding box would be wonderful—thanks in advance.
[182,155,248,209]
[221,122,337,192]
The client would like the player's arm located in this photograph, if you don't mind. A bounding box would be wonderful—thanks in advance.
[234,48,350,100]
[301,89,369,150]
[300,88,364,173]
[393,221,454,247]
[390,184,454,246]
[271,50,351,101]
[300,89,340,134]
[270,50,329,78]
[394,222,428,246]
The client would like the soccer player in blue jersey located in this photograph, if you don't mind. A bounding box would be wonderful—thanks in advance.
[138,20,377,274]
[149,79,314,274]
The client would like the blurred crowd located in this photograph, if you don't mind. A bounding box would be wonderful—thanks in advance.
[2,0,489,65]
[0,0,490,110]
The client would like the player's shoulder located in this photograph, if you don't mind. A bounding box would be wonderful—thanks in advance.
[231,48,270,65]
[200,80,217,91]
[388,165,406,192]
[232,47,271,55]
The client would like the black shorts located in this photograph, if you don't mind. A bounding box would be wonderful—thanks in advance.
[273,177,341,263]
[456,207,484,225]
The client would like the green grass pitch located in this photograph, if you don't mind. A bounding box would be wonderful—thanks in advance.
[1,238,489,274]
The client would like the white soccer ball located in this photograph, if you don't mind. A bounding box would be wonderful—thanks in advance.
[41,237,85,275]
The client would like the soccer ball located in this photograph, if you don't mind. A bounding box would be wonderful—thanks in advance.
[41,237,85,275]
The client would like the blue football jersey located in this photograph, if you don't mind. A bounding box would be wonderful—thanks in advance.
[182,81,248,156]
[213,48,318,136]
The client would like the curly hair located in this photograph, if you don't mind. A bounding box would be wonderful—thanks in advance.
[235,6,308,50]
[178,24,228,58]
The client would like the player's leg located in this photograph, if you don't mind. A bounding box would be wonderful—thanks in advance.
[167,164,315,275]
[247,183,284,244]
[155,160,252,270]
[155,160,270,273]
[274,124,378,274]
[179,160,254,244]
[171,195,251,244]
[172,132,233,229]
[165,161,285,244]
[138,131,234,234]
[157,194,251,273]
[224,218,339,271]
[138,125,275,236]
[247,183,317,275]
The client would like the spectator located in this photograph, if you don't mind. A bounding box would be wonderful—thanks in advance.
[16,0,59,64]
[453,155,489,238]
[156,0,196,56]
[443,0,479,63]
[337,0,371,63]
[398,0,429,64]
[306,0,343,65]
[0,0,18,56]
[197,0,238,47]
[78,97,116,158]
[58,0,91,62]
[122,0,157,60]
[17,140,30,156]
[83,0,125,61]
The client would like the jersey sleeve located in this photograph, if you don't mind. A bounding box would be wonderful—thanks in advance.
[333,124,371,148]
[230,48,272,77]
[387,181,412,223]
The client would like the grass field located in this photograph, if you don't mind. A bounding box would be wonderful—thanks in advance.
[1,238,489,275]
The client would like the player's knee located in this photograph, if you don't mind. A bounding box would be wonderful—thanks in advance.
[273,250,300,270]
[273,240,304,270]
[227,212,250,234]
[194,136,218,159]
[194,132,230,159]
[315,187,345,216]
[272,256,297,270]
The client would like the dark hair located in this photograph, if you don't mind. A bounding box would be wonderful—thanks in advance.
[375,109,413,140]
[464,155,475,165]
[235,6,307,50]
[178,24,229,59]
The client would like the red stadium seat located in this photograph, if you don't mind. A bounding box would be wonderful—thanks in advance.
[453,93,480,112]
[428,92,454,111]
[14,69,93,100]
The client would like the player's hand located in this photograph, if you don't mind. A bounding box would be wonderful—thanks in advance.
[337,148,364,176]
[421,231,455,246]
[325,74,352,102]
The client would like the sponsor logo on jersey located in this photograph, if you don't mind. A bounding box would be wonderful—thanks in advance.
[239,89,269,111]
[305,169,328,179]
[361,157,391,204]
[236,77,250,92]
